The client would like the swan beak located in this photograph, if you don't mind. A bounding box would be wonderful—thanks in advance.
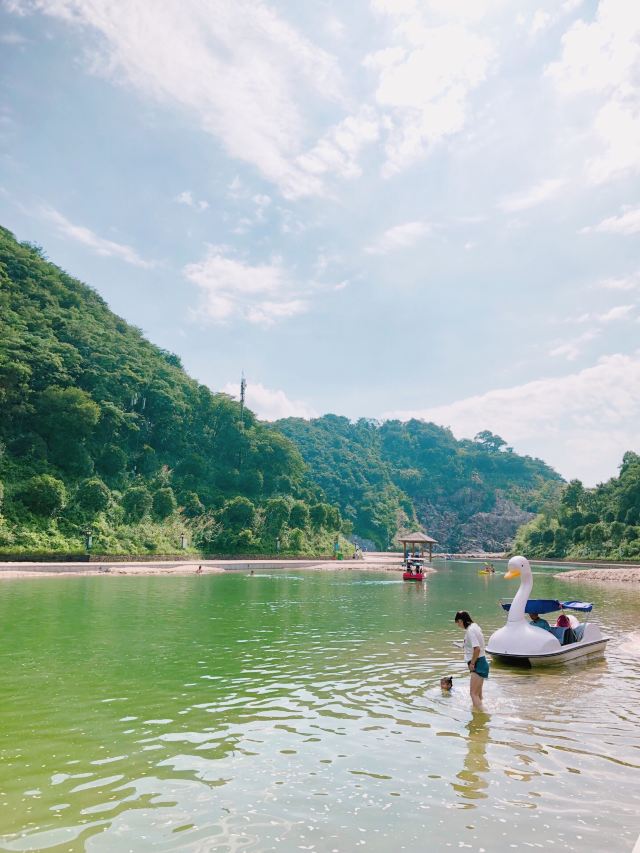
[504,568,521,579]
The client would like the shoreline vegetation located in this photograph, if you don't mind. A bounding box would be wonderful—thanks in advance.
[2,552,639,582]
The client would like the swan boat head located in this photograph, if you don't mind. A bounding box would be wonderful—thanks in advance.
[486,555,560,658]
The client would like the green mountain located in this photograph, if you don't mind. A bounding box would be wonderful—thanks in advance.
[0,226,343,556]
[513,451,640,560]
[275,416,563,551]
[0,225,568,558]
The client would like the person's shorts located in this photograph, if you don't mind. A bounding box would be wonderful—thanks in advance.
[472,656,490,678]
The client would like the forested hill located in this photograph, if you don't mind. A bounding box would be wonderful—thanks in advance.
[513,451,640,561]
[0,226,344,555]
[274,415,563,551]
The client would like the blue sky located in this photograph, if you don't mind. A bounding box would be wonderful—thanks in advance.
[1,0,639,486]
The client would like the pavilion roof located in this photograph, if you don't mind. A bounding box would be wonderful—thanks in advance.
[397,531,437,544]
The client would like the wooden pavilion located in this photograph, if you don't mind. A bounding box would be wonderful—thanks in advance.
[397,531,437,562]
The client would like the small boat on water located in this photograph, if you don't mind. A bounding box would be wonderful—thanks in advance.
[486,555,610,667]
[403,570,424,581]
[403,556,425,581]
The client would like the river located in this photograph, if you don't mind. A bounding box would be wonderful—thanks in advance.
[0,560,638,852]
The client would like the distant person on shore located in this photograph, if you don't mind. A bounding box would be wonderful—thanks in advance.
[529,613,551,631]
[196,565,203,574]
[454,610,489,709]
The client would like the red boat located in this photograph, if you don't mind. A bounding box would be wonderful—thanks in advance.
[403,570,424,581]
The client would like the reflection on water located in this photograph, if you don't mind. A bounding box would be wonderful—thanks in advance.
[0,561,639,851]
[453,711,491,801]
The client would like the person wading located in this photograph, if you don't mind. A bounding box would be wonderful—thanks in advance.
[454,610,489,709]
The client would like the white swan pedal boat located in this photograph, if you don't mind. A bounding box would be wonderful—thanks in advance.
[486,556,610,667]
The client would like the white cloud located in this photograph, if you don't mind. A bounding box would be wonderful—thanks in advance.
[530,10,552,36]
[41,205,154,268]
[0,30,29,44]
[598,304,635,322]
[11,0,344,199]
[582,206,640,236]
[499,178,565,213]
[184,247,307,326]
[529,0,583,37]
[365,8,494,175]
[371,0,511,26]
[175,190,209,211]
[383,352,640,485]
[296,106,380,182]
[365,220,431,254]
[547,1,640,184]
[549,329,600,361]
[222,380,317,420]
[598,272,640,291]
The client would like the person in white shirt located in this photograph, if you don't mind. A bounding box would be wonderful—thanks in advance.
[454,610,489,709]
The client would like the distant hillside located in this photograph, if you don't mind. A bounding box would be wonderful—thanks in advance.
[275,415,563,551]
[0,226,344,556]
[513,451,640,560]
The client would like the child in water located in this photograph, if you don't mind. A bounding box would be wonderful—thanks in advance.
[440,676,453,692]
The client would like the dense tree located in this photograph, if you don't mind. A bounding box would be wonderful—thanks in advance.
[514,456,640,560]
[152,487,177,520]
[276,415,561,550]
[76,478,110,515]
[18,475,67,516]
[222,496,257,530]
[122,486,152,521]
[0,226,344,556]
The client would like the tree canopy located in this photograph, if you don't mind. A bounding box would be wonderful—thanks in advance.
[0,226,343,556]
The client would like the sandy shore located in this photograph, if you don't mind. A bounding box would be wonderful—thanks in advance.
[0,552,417,580]
[555,567,640,584]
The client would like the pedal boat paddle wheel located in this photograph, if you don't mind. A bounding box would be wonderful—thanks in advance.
[486,555,610,667]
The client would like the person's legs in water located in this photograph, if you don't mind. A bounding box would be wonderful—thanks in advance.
[469,672,484,708]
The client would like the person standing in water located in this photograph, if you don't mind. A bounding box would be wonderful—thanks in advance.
[454,610,489,709]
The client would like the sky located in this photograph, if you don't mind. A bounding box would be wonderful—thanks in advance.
[1,0,639,487]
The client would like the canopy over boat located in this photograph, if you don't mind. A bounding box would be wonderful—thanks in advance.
[500,599,593,614]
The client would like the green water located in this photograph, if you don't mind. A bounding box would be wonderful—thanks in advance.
[0,561,639,852]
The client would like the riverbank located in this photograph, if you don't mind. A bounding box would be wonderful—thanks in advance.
[555,566,640,584]
[0,552,415,579]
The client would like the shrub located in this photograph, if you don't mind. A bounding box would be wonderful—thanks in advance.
[222,496,256,529]
[238,468,263,496]
[182,492,204,518]
[76,478,110,515]
[310,503,328,529]
[97,445,127,477]
[289,501,309,529]
[152,487,177,520]
[288,527,305,552]
[264,497,290,536]
[122,486,152,521]
[18,475,67,516]
[235,528,255,550]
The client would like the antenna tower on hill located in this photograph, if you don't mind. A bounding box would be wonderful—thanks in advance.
[239,372,247,430]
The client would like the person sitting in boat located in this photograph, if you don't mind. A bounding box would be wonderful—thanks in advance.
[555,613,577,644]
[529,613,552,631]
